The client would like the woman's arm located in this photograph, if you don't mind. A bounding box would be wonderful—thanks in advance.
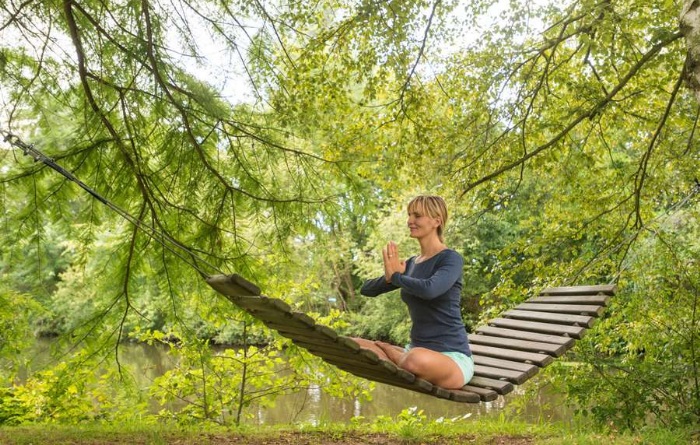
[391,251,463,300]
[360,276,398,297]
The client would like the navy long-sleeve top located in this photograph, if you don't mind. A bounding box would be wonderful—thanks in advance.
[360,249,471,356]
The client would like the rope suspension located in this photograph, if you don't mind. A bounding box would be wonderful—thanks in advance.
[1,130,222,279]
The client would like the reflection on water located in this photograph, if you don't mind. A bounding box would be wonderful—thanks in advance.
[258,377,567,426]
[25,340,572,425]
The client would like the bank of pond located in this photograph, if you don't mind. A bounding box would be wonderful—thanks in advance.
[17,339,570,426]
[6,340,698,444]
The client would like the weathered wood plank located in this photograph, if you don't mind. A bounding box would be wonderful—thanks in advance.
[258,318,327,334]
[292,339,383,366]
[241,307,316,327]
[459,384,499,402]
[467,376,514,395]
[469,344,554,367]
[471,355,540,378]
[469,334,567,357]
[333,363,465,403]
[527,295,611,306]
[474,365,530,384]
[503,310,596,328]
[540,284,616,296]
[335,363,433,393]
[274,329,346,347]
[515,302,605,317]
[206,274,262,297]
[474,326,575,347]
[447,389,484,403]
[228,297,294,314]
[488,318,587,339]
[257,320,341,342]
[431,385,454,400]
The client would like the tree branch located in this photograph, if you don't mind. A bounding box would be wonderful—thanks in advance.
[459,31,684,198]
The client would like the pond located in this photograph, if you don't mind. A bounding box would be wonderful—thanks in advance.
[27,340,573,426]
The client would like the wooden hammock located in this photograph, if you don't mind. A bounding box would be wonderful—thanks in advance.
[206,274,615,403]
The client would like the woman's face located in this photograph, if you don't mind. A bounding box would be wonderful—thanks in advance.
[407,208,441,239]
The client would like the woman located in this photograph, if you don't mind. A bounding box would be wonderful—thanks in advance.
[352,195,474,390]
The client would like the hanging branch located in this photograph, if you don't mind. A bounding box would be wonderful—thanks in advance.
[459,32,684,198]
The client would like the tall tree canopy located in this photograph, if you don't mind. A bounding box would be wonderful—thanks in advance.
[1,0,699,428]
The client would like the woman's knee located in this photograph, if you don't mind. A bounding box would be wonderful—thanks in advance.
[399,349,432,374]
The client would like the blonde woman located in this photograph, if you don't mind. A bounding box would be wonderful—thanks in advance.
[352,195,474,390]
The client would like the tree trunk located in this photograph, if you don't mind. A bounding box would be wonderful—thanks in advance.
[681,0,700,101]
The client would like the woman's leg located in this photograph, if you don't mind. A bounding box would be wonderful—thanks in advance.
[349,337,392,361]
[388,346,466,389]
[351,340,465,389]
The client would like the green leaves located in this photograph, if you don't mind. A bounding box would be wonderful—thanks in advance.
[1,0,700,429]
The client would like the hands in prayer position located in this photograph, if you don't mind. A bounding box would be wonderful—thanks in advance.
[382,241,406,283]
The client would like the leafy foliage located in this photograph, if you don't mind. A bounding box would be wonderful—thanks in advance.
[1,0,700,430]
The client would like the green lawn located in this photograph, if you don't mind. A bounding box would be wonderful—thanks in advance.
[0,419,695,445]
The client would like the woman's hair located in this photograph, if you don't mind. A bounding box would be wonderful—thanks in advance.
[407,195,448,242]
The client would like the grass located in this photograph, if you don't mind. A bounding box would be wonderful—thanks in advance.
[0,417,697,445]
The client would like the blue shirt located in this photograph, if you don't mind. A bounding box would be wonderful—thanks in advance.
[360,249,471,356]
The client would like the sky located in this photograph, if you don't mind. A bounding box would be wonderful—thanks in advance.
[0,0,549,134]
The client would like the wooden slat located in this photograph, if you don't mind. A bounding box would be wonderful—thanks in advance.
[447,389,484,403]
[459,385,499,402]
[540,284,616,296]
[475,326,575,347]
[527,295,611,306]
[274,329,348,348]
[206,274,261,297]
[274,330,347,348]
[503,310,596,328]
[467,376,514,395]
[472,355,540,378]
[489,318,586,339]
[469,334,567,357]
[474,365,530,384]
[293,340,384,366]
[292,339,379,364]
[244,308,316,327]
[336,364,432,392]
[229,294,291,311]
[515,302,604,316]
[260,319,327,335]
[259,317,338,337]
[431,386,454,400]
[469,344,554,367]
[258,320,341,343]
[335,364,469,403]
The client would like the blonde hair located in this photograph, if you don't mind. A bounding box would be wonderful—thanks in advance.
[407,195,448,242]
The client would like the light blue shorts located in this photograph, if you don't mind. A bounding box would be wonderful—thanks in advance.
[405,344,475,386]
[441,351,475,386]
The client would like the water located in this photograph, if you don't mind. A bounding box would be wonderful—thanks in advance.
[24,340,572,425]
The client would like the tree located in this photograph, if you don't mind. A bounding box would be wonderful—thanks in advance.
[2,0,700,428]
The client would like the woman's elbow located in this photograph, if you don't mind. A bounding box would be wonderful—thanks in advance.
[360,285,376,297]
[419,286,446,300]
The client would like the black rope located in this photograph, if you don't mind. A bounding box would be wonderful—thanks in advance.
[1,131,223,279]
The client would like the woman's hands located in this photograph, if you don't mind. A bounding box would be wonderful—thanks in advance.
[382,241,406,283]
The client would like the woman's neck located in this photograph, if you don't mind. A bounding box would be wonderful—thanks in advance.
[417,236,446,260]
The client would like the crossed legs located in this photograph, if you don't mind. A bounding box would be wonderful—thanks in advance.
[350,338,465,390]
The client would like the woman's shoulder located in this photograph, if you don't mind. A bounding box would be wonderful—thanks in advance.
[439,248,464,264]
[439,248,462,257]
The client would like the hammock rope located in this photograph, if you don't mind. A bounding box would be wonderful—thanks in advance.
[1,131,221,279]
